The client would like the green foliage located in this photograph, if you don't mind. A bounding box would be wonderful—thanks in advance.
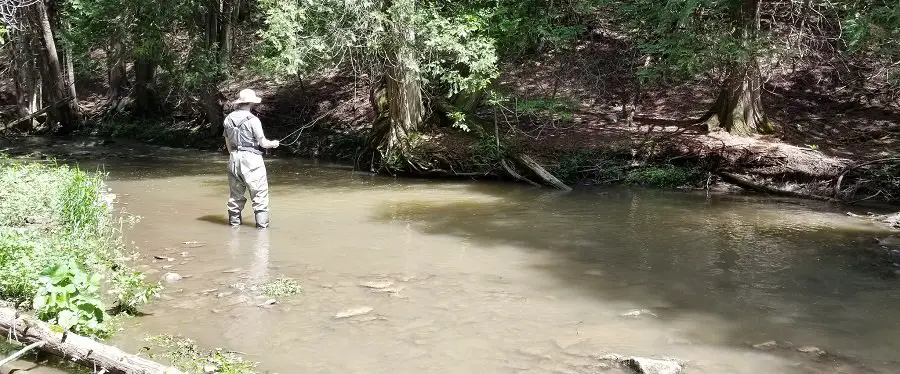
[840,2,900,59]
[419,9,499,96]
[109,270,162,315]
[256,0,500,97]
[261,277,302,298]
[513,97,578,122]
[624,165,706,189]
[601,0,765,83]
[475,0,597,55]
[145,335,258,374]
[0,159,159,338]
[32,260,109,338]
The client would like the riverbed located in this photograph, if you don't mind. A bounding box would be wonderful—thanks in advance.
[3,137,900,373]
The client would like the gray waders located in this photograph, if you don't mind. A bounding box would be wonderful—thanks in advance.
[224,113,271,228]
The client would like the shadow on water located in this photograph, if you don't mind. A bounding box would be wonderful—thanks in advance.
[369,183,900,367]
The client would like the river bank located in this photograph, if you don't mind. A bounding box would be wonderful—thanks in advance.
[0,157,259,373]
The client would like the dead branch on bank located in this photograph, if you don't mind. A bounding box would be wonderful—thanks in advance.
[516,154,572,191]
[835,157,900,200]
[0,307,184,374]
[719,172,840,202]
[0,97,75,133]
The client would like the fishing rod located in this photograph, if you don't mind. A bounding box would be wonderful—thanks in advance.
[278,105,341,147]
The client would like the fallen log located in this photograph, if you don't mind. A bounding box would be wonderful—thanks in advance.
[0,307,183,374]
[0,97,75,132]
[718,172,840,203]
[516,154,572,191]
[500,158,541,187]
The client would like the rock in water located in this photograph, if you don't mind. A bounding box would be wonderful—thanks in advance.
[359,281,394,289]
[162,272,182,283]
[621,309,658,318]
[797,346,826,357]
[753,340,778,350]
[602,354,684,374]
[334,306,374,319]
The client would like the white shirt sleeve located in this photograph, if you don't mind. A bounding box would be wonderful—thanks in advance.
[249,117,278,148]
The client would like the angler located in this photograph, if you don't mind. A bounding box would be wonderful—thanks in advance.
[222,89,280,228]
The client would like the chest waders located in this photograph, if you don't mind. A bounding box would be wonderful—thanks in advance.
[225,113,271,228]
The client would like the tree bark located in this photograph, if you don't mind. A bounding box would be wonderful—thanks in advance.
[218,0,234,70]
[202,86,225,137]
[705,61,772,136]
[8,27,44,128]
[369,0,425,167]
[33,0,76,134]
[133,57,159,115]
[62,19,78,106]
[705,0,772,136]
[106,41,128,105]
[0,307,184,374]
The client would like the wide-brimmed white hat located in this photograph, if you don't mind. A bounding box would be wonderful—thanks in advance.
[233,88,262,105]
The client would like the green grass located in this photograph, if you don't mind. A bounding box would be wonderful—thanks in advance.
[144,335,259,374]
[0,155,159,338]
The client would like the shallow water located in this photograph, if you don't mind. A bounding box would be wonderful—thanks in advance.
[3,137,900,373]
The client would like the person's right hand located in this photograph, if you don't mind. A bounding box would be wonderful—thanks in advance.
[272,140,280,148]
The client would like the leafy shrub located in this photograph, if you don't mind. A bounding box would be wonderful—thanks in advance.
[33,260,110,338]
[0,158,160,337]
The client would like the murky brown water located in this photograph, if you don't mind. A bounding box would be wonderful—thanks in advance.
[3,137,900,373]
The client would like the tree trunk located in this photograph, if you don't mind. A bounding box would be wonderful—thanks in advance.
[62,19,78,106]
[34,0,76,134]
[705,61,772,136]
[8,28,44,129]
[202,86,225,137]
[0,307,184,374]
[106,41,128,105]
[370,0,425,166]
[705,0,772,136]
[206,0,219,51]
[218,0,234,70]
[133,57,159,115]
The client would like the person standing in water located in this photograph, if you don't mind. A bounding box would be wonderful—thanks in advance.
[223,89,280,228]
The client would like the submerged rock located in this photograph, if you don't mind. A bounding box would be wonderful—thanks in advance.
[334,306,374,319]
[753,340,778,350]
[162,272,183,283]
[621,309,658,318]
[797,346,826,357]
[601,354,684,374]
[359,280,394,289]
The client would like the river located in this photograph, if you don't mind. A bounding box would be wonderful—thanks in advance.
[3,137,900,373]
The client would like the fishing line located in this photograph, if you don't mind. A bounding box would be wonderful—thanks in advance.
[278,106,341,147]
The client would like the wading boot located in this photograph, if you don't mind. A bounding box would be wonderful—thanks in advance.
[228,212,242,227]
[255,211,269,229]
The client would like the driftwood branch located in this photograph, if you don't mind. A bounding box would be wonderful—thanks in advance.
[0,340,45,367]
[516,154,572,191]
[719,172,840,202]
[500,158,541,187]
[0,97,75,132]
[0,307,184,374]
